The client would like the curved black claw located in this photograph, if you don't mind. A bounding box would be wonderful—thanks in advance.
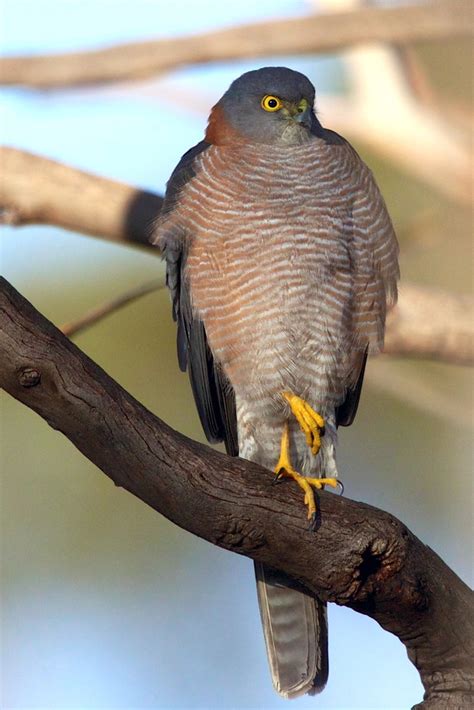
[272,470,284,486]
[308,510,321,533]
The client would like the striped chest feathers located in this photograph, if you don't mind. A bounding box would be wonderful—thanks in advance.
[182,141,355,257]
[174,142,359,389]
[182,141,357,304]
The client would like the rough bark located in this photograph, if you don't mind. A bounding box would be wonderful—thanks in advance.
[1,276,472,708]
[0,1,470,88]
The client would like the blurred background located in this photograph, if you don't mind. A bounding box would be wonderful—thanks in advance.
[1,1,472,708]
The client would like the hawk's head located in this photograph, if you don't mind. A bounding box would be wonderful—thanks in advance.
[205,66,321,146]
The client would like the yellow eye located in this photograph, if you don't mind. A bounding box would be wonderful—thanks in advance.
[261,95,283,112]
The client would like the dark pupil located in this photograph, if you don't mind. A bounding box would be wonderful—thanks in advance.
[268,98,277,108]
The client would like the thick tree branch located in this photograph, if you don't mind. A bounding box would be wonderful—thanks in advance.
[0,276,472,708]
[0,1,470,88]
[2,148,472,366]
[0,146,162,247]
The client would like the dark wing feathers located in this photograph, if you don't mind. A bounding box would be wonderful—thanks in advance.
[161,140,210,218]
[335,348,368,428]
[160,141,239,456]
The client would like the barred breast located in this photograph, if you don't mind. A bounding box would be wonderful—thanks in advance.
[168,138,397,421]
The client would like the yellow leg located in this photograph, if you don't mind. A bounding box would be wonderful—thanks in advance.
[282,391,325,456]
[274,422,341,526]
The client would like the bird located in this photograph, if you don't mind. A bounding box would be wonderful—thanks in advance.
[153,66,399,699]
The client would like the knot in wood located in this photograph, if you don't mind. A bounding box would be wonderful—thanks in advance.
[213,518,266,552]
[18,367,41,387]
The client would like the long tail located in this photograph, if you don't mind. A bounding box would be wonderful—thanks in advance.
[254,562,328,698]
[237,409,333,698]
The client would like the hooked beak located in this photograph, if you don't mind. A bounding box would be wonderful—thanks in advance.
[293,106,312,129]
[283,101,312,130]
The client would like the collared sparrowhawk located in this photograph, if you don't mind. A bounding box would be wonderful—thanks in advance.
[153,66,399,699]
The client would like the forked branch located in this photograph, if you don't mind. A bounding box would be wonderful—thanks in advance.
[0,276,473,708]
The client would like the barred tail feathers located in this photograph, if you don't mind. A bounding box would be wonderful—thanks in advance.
[254,562,328,698]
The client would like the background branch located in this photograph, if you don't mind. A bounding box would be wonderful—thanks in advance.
[308,0,473,206]
[0,146,162,247]
[0,276,472,708]
[366,359,467,429]
[384,284,474,366]
[0,1,470,89]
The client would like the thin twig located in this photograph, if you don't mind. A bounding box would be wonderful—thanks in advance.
[60,279,166,338]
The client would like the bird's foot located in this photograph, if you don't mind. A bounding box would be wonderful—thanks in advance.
[282,391,325,456]
[273,422,341,528]
[275,466,340,526]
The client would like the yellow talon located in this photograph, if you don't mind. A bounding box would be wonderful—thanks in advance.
[274,423,341,526]
[282,391,325,456]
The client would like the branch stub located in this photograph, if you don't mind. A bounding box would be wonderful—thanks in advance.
[18,367,41,387]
